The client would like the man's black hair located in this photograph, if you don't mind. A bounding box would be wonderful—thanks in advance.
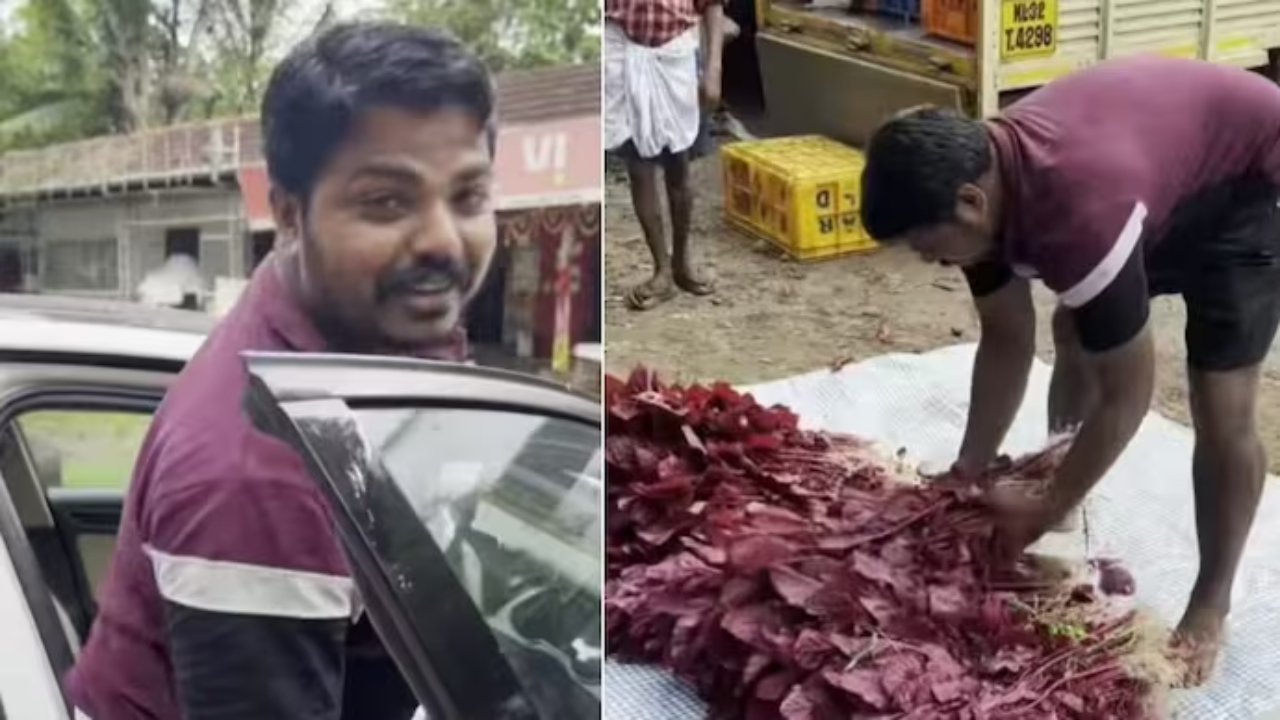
[860,107,991,241]
[262,21,497,201]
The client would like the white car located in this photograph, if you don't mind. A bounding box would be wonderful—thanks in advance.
[0,294,601,720]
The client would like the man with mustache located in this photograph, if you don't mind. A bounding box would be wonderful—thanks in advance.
[65,21,497,720]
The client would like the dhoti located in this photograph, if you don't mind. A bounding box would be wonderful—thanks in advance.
[603,22,701,159]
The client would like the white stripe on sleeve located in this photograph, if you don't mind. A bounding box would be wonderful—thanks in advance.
[1059,201,1148,309]
[145,544,356,620]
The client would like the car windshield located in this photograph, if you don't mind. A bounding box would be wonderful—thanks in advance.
[353,407,601,716]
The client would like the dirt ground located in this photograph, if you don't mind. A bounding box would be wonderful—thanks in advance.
[603,151,1280,473]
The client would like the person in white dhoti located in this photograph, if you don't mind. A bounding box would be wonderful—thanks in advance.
[136,252,205,310]
[604,0,726,310]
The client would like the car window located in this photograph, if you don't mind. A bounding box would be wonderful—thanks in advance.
[15,410,153,490]
[353,407,601,715]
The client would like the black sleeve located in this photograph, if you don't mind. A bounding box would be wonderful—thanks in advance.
[961,258,1016,298]
[343,617,420,719]
[165,601,347,720]
[1070,246,1150,353]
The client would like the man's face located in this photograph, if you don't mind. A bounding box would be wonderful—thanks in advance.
[902,182,995,267]
[905,223,990,267]
[275,106,496,349]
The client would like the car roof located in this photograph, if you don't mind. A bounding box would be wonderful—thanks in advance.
[0,293,211,366]
[0,293,215,333]
[0,294,591,397]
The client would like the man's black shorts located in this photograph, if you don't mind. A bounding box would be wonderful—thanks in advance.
[1148,178,1280,372]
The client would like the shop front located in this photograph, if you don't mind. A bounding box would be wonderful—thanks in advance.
[487,113,601,371]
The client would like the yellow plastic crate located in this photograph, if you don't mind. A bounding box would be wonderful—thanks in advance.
[721,135,878,262]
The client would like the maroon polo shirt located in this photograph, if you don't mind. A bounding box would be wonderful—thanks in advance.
[962,55,1280,354]
[65,254,465,720]
[982,55,1280,298]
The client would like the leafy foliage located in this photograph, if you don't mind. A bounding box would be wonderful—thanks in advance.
[0,0,596,152]
[604,368,1164,719]
[383,0,600,72]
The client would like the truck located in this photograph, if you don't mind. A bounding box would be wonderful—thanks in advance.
[745,0,1280,145]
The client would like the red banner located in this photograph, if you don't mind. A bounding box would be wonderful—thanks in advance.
[492,114,602,210]
[237,165,274,232]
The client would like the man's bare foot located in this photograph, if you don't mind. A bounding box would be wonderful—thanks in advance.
[624,274,676,311]
[673,267,715,296]
[1170,607,1226,687]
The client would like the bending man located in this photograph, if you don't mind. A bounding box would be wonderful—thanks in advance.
[859,55,1280,685]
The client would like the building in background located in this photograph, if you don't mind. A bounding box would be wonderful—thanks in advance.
[0,63,601,364]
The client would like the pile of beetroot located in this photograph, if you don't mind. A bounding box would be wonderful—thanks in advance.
[605,368,1170,720]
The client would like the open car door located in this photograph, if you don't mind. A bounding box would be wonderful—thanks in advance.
[240,352,601,720]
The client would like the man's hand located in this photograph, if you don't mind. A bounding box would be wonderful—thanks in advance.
[700,64,722,108]
[983,482,1064,562]
[921,455,1011,484]
[723,16,741,41]
[947,458,985,482]
[699,1,725,108]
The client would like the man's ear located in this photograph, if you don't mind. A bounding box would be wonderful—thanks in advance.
[269,185,303,248]
[954,183,988,225]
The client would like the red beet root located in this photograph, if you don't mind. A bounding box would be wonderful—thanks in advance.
[606,367,1162,720]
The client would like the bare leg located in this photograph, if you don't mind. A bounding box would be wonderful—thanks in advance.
[1046,306,1097,531]
[623,151,674,310]
[660,150,713,295]
[1175,363,1266,686]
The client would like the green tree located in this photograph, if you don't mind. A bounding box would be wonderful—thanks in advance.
[0,0,595,153]
[200,0,336,117]
[0,5,101,148]
[383,0,600,72]
[0,0,156,143]
[153,0,217,124]
[0,0,305,145]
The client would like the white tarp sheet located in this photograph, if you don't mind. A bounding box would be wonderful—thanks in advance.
[605,343,1280,719]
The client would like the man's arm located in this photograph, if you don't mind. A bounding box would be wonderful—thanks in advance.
[955,261,1037,476]
[699,1,725,105]
[164,598,348,720]
[1042,321,1154,515]
[1041,245,1155,517]
[149,476,355,720]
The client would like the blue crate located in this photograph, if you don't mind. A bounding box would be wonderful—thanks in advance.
[876,0,921,20]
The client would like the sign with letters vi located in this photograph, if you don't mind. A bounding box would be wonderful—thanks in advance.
[1001,0,1058,61]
